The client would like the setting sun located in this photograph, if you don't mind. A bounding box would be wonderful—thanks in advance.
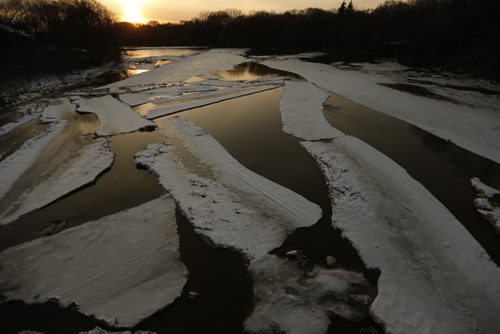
[122,0,146,23]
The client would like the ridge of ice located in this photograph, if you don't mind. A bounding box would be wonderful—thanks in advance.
[263,59,500,163]
[0,122,66,200]
[135,117,322,259]
[471,177,500,234]
[245,254,373,334]
[302,137,500,334]
[146,85,282,120]
[0,197,187,327]
[0,138,114,225]
[75,95,155,136]
[280,81,344,140]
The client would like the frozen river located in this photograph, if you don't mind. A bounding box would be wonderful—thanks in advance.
[0,48,499,334]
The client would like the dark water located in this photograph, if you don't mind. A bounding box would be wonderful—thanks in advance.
[0,131,164,252]
[323,93,500,265]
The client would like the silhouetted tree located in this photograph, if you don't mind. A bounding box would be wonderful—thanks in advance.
[346,1,354,15]
[338,1,347,16]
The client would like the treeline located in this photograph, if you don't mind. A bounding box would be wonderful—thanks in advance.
[0,0,119,81]
[115,0,500,79]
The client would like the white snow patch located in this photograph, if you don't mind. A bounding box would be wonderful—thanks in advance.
[0,122,65,200]
[0,197,187,327]
[146,85,282,120]
[0,114,38,137]
[245,254,372,334]
[0,138,114,225]
[75,95,155,136]
[103,49,247,90]
[263,59,500,163]
[40,98,76,123]
[471,177,500,234]
[302,137,500,334]
[135,117,321,259]
[280,81,344,140]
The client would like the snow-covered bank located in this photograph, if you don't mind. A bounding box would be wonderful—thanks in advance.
[0,122,65,200]
[146,85,282,120]
[280,81,344,140]
[0,138,114,225]
[75,95,155,136]
[0,197,187,327]
[135,117,321,259]
[302,137,500,334]
[103,49,247,90]
[263,59,500,163]
[471,177,500,234]
[245,254,373,334]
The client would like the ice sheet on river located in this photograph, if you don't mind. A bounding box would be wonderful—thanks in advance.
[0,122,65,200]
[146,85,282,120]
[135,117,321,259]
[0,138,114,225]
[280,81,344,140]
[0,197,187,327]
[75,95,155,136]
[103,49,247,89]
[245,254,373,334]
[40,98,76,123]
[263,59,500,163]
[471,177,500,235]
[302,137,500,334]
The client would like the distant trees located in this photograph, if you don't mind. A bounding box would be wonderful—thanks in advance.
[0,0,119,82]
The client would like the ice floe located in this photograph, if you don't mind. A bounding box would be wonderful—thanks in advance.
[245,254,373,334]
[0,197,187,327]
[135,117,321,259]
[0,122,66,200]
[280,81,344,140]
[118,93,152,107]
[263,59,500,163]
[39,98,76,123]
[75,95,155,136]
[0,138,114,225]
[103,49,247,90]
[471,177,500,234]
[146,85,282,120]
[302,137,500,334]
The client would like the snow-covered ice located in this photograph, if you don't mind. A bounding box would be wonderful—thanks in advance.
[135,117,321,259]
[471,177,500,234]
[280,81,344,140]
[0,138,114,225]
[75,95,155,136]
[245,254,372,334]
[0,197,187,327]
[103,49,248,90]
[263,59,500,163]
[146,85,282,120]
[39,98,76,123]
[118,93,152,107]
[0,122,65,200]
[302,137,500,334]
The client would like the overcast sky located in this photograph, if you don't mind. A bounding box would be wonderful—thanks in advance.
[100,0,387,23]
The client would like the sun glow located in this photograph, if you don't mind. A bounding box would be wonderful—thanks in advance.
[122,0,146,23]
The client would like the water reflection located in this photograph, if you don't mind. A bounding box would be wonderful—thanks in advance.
[124,48,201,58]
[218,62,302,81]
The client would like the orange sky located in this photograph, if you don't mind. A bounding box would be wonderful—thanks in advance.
[100,0,387,23]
